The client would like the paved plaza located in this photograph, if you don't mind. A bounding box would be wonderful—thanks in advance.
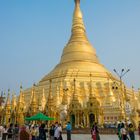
[0,134,139,140]
[62,134,139,140]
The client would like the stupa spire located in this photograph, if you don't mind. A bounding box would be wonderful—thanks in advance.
[11,92,16,110]
[19,86,23,103]
[75,0,80,5]
[68,0,88,44]
[6,89,11,105]
[59,0,99,64]
[31,84,37,103]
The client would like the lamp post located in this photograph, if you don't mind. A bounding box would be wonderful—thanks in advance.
[113,69,130,99]
[113,69,130,82]
[113,68,130,120]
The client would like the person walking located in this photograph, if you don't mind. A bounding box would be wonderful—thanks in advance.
[128,123,135,140]
[35,125,39,140]
[39,124,46,140]
[117,123,122,140]
[66,122,72,140]
[91,124,96,140]
[49,124,55,140]
[13,124,19,140]
[19,126,30,140]
[1,125,7,140]
[54,122,62,140]
[58,123,63,140]
[95,123,100,140]
[91,123,100,140]
[0,125,3,138]
[7,123,13,140]
[138,122,140,140]
[31,126,36,140]
[120,123,128,140]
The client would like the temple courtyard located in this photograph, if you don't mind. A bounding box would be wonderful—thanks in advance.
[0,134,139,140]
[62,134,139,140]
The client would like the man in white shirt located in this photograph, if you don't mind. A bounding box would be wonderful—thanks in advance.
[0,125,3,138]
[54,122,62,140]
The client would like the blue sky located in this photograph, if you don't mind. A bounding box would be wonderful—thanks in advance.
[0,0,140,94]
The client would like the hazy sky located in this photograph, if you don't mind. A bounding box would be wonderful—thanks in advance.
[0,0,140,94]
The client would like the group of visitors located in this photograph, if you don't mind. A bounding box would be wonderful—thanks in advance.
[0,123,19,140]
[49,122,62,140]
[49,121,72,140]
[1,121,140,140]
[0,121,72,140]
[117,122,140,140]
[90,121,140,140]
[0,123,47,140]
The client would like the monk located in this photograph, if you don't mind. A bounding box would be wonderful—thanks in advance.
[19,126,30,140]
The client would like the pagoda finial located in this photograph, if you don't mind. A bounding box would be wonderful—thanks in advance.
[12,92,16,110]
[6,91,11,105]
[20,84,23,92]
[67,0,88,44]
[75,0,80,5]
[19,88,23,103]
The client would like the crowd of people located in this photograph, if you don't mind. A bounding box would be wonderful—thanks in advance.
[116,122,140,140]
[0,121,140,140]
[0,122,72,140]
[90,121,140,140]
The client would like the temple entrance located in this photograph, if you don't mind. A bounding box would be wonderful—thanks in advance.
[71,114,75,128]
[89,113,95,127]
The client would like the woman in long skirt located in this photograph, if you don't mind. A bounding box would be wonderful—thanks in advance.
[91,124,96,140]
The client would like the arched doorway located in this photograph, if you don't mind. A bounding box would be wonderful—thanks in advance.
[70,114,75,128]
[89,113,95,127]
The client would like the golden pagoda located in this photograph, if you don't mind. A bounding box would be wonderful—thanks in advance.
[11,92,17,124]
[2,0,140,127]
[23,0,140,127]
[5,90,11,125]
[16,86,25,125]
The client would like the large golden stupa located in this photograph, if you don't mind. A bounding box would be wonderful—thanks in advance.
[1,0,140,127]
